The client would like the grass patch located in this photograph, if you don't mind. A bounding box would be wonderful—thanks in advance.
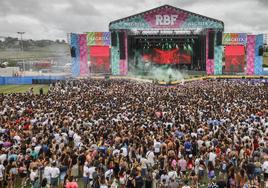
[0,84,49,94]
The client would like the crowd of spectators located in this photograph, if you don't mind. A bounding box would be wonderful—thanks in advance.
[0,79,267,188]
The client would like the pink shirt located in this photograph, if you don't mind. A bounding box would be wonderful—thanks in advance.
[178,159,187,172]
[65,182,78,188]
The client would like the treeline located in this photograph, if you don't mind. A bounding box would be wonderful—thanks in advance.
[0,37,67,50]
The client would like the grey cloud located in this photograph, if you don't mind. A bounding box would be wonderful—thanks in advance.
[0,0,267,39]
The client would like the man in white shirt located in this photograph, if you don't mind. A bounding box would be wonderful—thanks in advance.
[83,162,89,188]
[43,162,52,185]
[208,150,217,166]
[0,152,7,165]
[262,159,268,181]
[146,150,155,166]
[0,163,5,182]
[105,169,113,181]
[88,165,96,184]
[154,140,161,156]
[50,162,60,188]
[30,167,39,187]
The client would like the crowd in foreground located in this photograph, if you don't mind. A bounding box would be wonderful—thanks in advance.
[0,78,268,188]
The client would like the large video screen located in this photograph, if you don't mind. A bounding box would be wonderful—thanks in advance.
[225,45,245,73]
[89,46,110,73]
[142,48,192,65]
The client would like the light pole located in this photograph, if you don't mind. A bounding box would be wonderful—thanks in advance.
[17,32,25,72]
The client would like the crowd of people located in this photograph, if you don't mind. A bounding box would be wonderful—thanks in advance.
[0,78,267,188]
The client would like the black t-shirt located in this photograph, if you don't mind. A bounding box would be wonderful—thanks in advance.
[246,163,255,175]
[135,176,144,188]
[145,178,152,188]
[78,154,86,165]
[217,180,227,188]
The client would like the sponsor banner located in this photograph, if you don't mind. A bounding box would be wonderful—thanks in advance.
[222,33,247,45]
[110,6,223,30]
[87,32,111,46]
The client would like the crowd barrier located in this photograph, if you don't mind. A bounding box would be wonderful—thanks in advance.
[0,76,66,85]
[157,75,268,85]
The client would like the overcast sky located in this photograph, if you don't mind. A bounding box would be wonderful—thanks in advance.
[0,0,267,40]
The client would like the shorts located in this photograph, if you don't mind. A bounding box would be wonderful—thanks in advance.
[51,177,59,186]
[248,174,254,180]
[141,169,147,177]
[60,171,67,181]
[44,177,51,185]
[83,177,89,185]
[198,170,205,177]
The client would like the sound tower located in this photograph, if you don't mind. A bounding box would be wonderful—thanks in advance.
[71,47,76,57]
[208,31,215,59]
[216,31,222,46]
[111,32,117,46]
[119,32,126,59]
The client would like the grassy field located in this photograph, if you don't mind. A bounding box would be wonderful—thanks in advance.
[0,44,69,60]
[0,84,49,94]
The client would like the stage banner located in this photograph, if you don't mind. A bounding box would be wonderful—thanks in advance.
[214,46,223,75]
[254,34,263,75]
[109,6,223,30]
[225,46,245,73]
[87,32,111,46]
[71,33,80,77]
[246,35,255,75]
[206,31,214,75]
[222,33,247,46]
[79,34,89,76]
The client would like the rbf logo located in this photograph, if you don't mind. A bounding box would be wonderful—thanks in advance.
[155,15,178,26]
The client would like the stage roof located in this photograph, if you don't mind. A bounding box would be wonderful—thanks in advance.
[109,5,224,31]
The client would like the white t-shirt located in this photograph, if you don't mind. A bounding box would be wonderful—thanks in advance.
[50,167,60,178]
[209,152,217,166]
[0,154,7,164]
[154,141,161,153]
[120,147,128,157]
[262,161,268,173]
[160,174,170,184]
[140,157,148,169]
[43,166,52,179]
[105,169,113,180]
[146,151,155,166]
[112,149,120,156]
[168,171,177,180]
[83,165,89,177]
[0,164,5,178]
[30,170,38,181]
[88,166,96,179]
[197,140,204,149]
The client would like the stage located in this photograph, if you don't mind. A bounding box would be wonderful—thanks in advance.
[69,4,266,78]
